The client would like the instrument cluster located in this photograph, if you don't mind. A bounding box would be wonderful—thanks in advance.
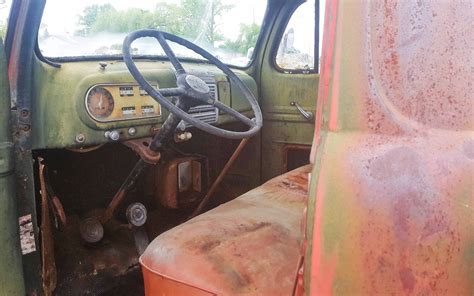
[85,84,161,122]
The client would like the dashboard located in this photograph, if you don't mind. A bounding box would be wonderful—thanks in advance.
[31,60,257,149]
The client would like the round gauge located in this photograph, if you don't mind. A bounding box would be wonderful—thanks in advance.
[86,87,114,119]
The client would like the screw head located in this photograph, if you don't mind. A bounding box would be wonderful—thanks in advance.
[75,133,85,143]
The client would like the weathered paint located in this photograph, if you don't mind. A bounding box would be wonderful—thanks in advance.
[306,0,473,295]
[31,61,257,150]
[0,38,25,296]
[141,165,311,295]
[260,0,317,181]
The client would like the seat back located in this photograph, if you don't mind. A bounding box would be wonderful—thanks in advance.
[306,0,473,294]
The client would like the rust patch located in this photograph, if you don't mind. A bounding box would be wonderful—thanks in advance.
[277,170,309,195]
[368,0,472,131]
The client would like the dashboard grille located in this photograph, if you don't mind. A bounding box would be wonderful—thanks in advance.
[182,73,219,129]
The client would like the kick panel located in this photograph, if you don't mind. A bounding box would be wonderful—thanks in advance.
[85,83,161,122]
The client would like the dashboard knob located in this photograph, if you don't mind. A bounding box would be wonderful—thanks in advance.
[105,130,120,141]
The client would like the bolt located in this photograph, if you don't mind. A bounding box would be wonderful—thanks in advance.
[75,133,85,143]
[20,109,29,117]
[21,124,31,132]
[128,127,137,136]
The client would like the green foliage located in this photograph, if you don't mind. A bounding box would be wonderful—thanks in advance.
[76,4,115,36]
[75,1,260,54]
[222,23,260,54]
[0,24,5,38]
[90,8,157,33]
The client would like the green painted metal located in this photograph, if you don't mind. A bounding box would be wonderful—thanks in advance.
[31,60,257,149]
[259,0,318,181]
[0,38,25,296]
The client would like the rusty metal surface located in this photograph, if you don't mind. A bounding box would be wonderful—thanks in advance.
[306,0,473,295]
[141,164,312,295]
[38,158,57,295]
[149,155,209,209]
[123,138,161,164]
[54,215,142,295]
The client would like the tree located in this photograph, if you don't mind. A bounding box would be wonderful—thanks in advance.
[204,0,233,44]
[0,24,5,39]
[75,1,232,47]
[74,1,259,56]
[76,4,115,36]
[153,3,185,35]
[222,23,260,54]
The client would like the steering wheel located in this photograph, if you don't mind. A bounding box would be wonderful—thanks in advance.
[122,30,263,141]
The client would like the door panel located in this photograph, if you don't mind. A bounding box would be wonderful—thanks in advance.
[260,0,319,181]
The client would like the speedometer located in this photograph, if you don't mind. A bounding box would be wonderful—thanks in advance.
[86,87,114,119]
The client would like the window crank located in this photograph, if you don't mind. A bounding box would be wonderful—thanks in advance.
[290,101,314,122]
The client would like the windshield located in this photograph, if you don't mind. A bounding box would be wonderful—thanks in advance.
[38,0,267,67]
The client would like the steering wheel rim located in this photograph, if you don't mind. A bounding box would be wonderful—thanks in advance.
[122,30,263,139]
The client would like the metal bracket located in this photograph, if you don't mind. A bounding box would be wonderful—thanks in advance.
[123,138,161,164]
[290,101,314,122]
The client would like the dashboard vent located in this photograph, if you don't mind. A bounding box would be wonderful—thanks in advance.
[181,72,219,129]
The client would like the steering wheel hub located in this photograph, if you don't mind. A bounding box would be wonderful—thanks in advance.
[184,75,210,94]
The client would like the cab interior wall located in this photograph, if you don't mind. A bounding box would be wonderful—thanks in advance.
[7,0,313,294]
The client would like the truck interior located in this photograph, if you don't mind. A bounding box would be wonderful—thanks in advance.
[1,0,321,295]
[1,0,472,295]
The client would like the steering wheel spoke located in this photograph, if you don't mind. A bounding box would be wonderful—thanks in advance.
[213,101,255,127]
[156,33,186,75]
[158,87,186,97]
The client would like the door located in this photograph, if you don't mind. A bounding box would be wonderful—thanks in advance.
[260,0,322,181]
[0,36,25,294]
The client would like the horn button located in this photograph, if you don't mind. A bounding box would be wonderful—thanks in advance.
[185,75,209,93]
[179,74,212,104]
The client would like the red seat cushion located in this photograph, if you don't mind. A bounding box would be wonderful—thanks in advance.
[140,165,311,295]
